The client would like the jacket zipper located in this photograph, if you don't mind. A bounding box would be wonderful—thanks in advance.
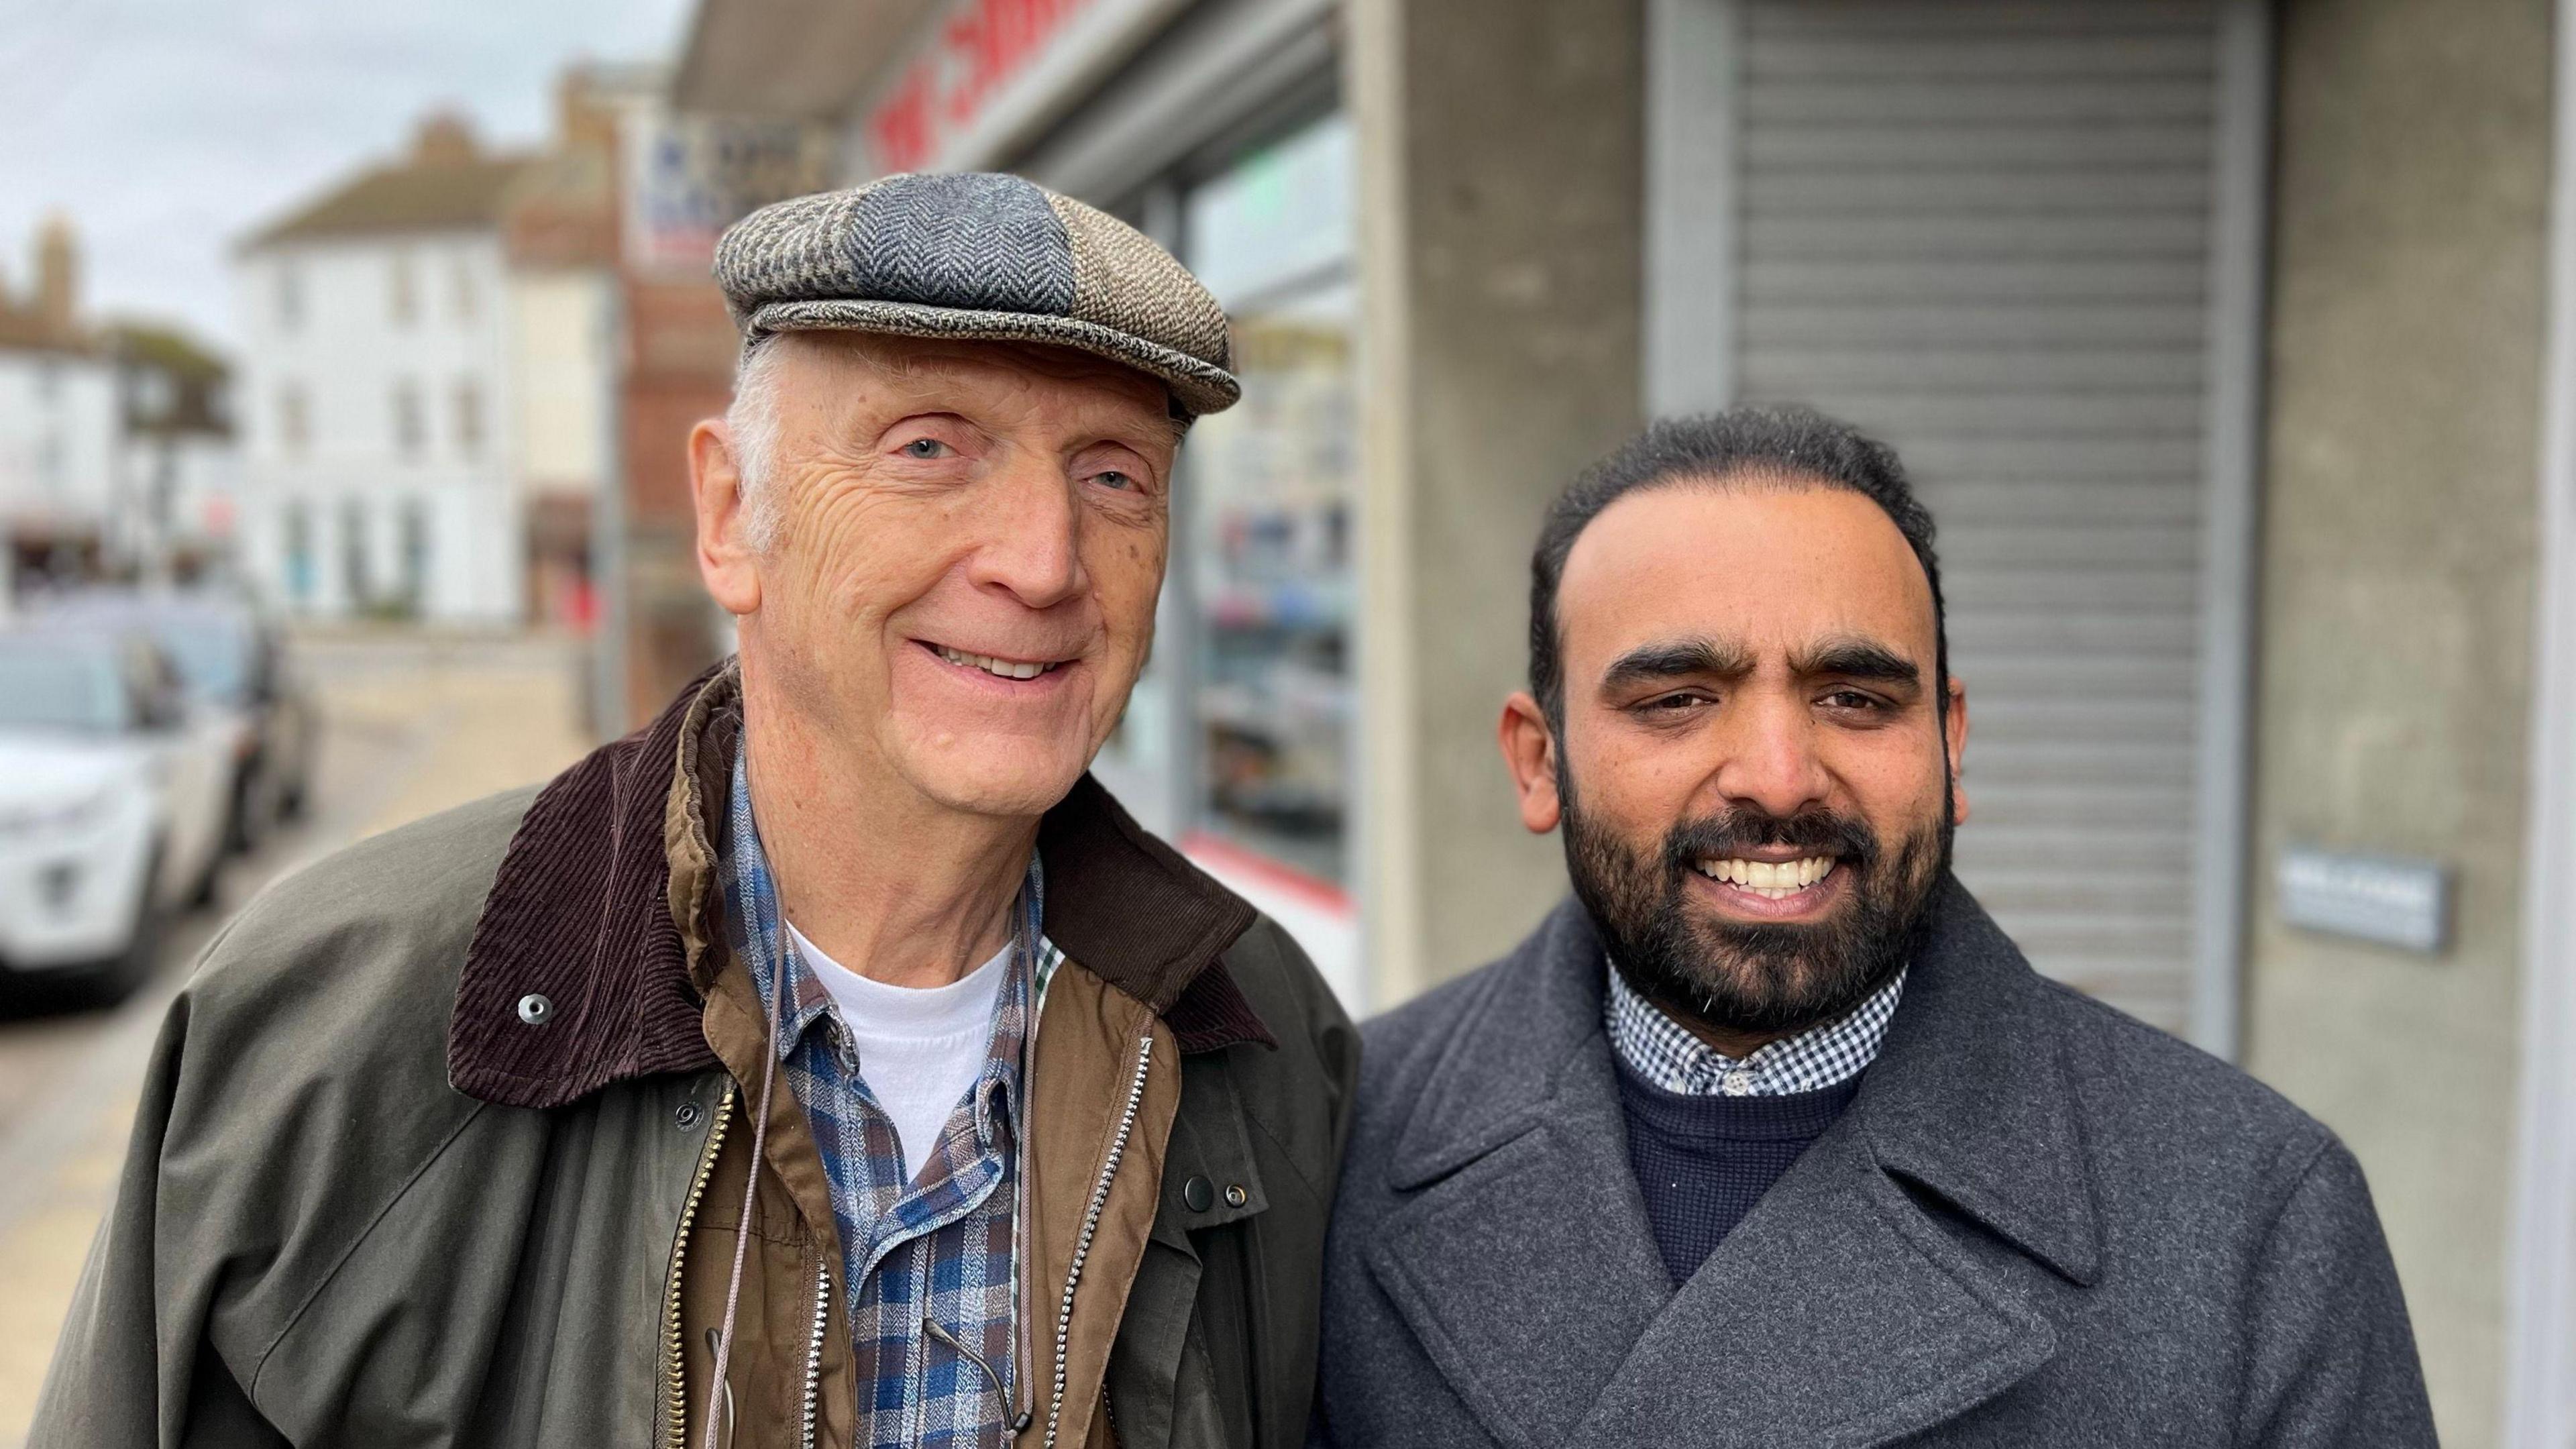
[663,1083,737,1449]
[798,1254,830,1449]
[1043,1034,1153,1449]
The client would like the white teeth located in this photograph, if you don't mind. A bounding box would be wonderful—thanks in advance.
[1695,856,1836,894]
[936,645,1060,680]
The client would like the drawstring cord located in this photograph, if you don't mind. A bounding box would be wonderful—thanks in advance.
[702,900,787,1449]
[702,757,1044,1448]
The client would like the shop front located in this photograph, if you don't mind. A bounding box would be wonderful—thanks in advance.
[678,0,1368,1001]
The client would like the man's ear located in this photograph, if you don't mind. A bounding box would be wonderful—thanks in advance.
[690,418,761,616]
[1943,672,1970,826]
[1499,691,1563,834]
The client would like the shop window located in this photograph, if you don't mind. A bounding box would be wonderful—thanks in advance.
[1179,114,1358,883]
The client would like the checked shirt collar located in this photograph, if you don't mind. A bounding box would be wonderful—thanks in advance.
[725,751,1059,1448]
[1607,960,1906,1097]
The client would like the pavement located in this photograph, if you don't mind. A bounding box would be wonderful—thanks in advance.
[0,629,597,1446]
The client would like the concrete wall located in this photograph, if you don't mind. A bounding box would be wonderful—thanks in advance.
[1346,0,1647,1000]
[2247,0,2551,1441]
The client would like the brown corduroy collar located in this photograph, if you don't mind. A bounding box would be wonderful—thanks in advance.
[448,661,1275,1112]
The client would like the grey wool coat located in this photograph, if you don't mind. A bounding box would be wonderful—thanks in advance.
[1313,878,2436,1448]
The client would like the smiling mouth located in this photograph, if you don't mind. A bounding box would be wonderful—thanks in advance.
[927,642,1070,681]
[1694,855,1838,901]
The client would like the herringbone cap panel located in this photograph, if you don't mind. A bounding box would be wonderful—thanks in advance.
[1050,194,1232,372]
[716,172,1240,415]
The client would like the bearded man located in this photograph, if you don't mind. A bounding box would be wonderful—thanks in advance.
[1314,409,2433,1448]
[36,175,1354,1449]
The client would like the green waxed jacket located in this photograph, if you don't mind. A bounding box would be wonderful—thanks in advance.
[32,666,1358,1448]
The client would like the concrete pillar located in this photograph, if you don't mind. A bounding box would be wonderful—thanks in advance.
[2249,0,2551,1441]
[1346,0,1646,1002]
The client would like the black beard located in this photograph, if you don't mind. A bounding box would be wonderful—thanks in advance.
[1560,775,1952,1038]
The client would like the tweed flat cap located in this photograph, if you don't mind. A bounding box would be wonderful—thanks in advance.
[715,172,1240,416]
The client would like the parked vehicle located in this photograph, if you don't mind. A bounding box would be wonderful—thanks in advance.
[0,631,233,996]
[34,590,317,853]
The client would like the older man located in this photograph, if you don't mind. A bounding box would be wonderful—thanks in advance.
[36,175,1354,1449]
[1316,409,2432,1447]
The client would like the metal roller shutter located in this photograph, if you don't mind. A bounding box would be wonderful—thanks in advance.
[1725,0,2233,1034]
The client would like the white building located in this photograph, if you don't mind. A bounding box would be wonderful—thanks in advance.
[234,117,531,625]
[0,218,121,576]
[0,343,117,552]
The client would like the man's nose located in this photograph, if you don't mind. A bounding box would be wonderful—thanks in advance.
[1710,692,1832,819]
[965,456,1085,610]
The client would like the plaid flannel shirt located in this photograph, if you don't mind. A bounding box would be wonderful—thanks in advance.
[726,754,1061,1448]
[1606,961,1907,1097]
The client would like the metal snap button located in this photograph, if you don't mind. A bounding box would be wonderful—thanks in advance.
[1224,1183,1249,1209]
[1183,1175,1214,1212]
[517,993,553,1026]
[674,1101,701,1130]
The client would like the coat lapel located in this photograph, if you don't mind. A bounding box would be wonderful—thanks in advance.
[1363,908,1674,1448]
[1373,883,2098,1447]
[1572,1122,2057,1447]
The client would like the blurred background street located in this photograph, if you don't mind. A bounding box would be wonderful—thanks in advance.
[9,0,2576,1442]
[0,629,588,1445]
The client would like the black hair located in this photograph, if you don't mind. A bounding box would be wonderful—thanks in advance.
[1527,406,1946,729]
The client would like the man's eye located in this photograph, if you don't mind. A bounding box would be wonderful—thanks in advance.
[1091,469,1136,491]
[900,437,951,460]
[1821,689,1880,711]
[1645,693,1707,712]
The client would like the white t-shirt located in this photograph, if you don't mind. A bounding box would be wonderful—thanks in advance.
[786,921,1010,1185]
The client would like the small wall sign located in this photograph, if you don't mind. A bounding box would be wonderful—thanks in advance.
[2277,846,2452,955]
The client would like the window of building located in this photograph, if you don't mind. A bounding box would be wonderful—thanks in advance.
[340,498,371,608]
[454,378,484,458]
[1177,113,1358,884]
[278,382,310,459]
[453,257,478,323]
[283,500,315,602]
[392,380,425,458]
[277,262,304,332]
[399,498,432,612]
[389,252,418,326]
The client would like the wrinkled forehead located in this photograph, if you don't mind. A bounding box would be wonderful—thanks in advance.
[1556,480,1940,678]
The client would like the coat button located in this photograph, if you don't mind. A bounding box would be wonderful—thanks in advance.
[1224,1183,1249,1209]
[1183,1175,1214,1212]
[517,993,553,1026]
[674,1102,701,1130]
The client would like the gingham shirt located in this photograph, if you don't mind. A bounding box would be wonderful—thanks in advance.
[1606,963,1907,1097]
[727,755,1061,1448]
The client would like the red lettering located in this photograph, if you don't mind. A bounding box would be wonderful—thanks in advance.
[874,0,1103,168]
[868,66,935,173]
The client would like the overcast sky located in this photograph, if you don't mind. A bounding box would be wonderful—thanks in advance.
[0,0,696,354]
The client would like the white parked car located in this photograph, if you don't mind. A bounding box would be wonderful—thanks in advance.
[36,591,319,853]
[0,632,233,996]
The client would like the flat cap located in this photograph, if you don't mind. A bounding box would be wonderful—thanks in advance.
[715,172,1240,416]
